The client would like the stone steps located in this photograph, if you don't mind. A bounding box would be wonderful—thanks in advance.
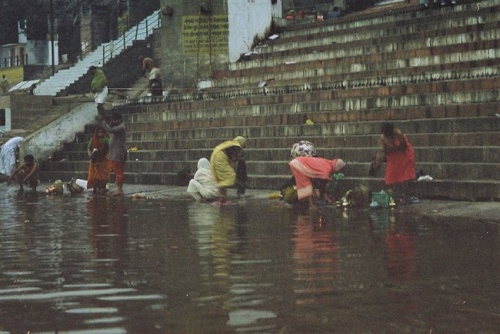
[63,130,500,151]
[118,1,500,105]
[276,0,494,39]
[223,27,500,83]
[59,141,500,164]
[243,5,499,57]
[40,0,500,201]
[45,155,498,180]
[121,99,498,131]
[49,144,500,165]
[120,115,500,140]
[214,3,499,87]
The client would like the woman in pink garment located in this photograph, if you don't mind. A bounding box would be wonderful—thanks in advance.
[289,156,346,209]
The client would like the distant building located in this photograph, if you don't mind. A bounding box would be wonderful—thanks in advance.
[0,20,58,70]
[80,0,160,57]
[1,0,160,68]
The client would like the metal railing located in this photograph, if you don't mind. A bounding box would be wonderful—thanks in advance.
[0,55,28,69]
[100,11,161,66]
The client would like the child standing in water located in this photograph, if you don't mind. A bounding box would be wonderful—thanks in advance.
[8,154,40,192]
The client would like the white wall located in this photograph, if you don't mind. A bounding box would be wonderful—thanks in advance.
[21,102,95,160]
[26,40,59,66]
[227,0,282,63]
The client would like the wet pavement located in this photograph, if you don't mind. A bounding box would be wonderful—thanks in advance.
[0,182,499,333]
[110,183,500,224]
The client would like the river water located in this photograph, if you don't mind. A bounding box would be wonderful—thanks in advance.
[0,188,498,334]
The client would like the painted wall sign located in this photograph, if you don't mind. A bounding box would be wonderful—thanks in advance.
[182,15,229,56]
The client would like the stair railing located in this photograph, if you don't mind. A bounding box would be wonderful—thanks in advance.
[100,10,160,66]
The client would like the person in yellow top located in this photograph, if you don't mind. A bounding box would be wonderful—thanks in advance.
[210,136,246,204]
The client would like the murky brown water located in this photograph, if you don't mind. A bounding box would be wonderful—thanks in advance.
[0,189,498,333]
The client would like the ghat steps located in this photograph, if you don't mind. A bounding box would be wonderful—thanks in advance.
[42,0,500,201]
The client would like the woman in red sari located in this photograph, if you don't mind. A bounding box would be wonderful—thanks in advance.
[378,123,416,202]
[289,156,346,209]
[87,126,111,195]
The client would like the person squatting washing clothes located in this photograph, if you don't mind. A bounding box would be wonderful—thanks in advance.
[289,156,346,210]
[187,158,219,202]
[280,140,318,205]
[0,136,23,178]
[7,154,40,192]
[210,136,247,204]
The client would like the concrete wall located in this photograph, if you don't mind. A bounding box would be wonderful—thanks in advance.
[228,0,282,63]
[9,94,53,129]
[26,40,59,66]
[160,0,229,90]
[81,15,92,55]
[160,0,282,89]
[20,102,96,161]
[0,95,10,109]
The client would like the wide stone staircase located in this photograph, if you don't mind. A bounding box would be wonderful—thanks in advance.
[33,10,160,97]
[42,0,500,201]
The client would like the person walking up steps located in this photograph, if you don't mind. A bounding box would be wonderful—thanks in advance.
[89,66,109,121]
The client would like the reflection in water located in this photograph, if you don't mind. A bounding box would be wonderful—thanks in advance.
[293,212,338,305]
[369,209,417,281]
[385,220,416,282]
[187,203,281,332]
[0,193,498,333]
[87,197,128,279]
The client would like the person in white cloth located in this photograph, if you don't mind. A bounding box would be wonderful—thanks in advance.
[0,136,23,177]
[187,158,219,202]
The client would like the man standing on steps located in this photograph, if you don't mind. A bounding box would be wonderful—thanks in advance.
[89,66,108,121]
[101,111,127,196]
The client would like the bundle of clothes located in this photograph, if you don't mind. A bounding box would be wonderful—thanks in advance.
[45,178,89,195]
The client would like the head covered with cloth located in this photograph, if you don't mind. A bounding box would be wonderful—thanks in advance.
[210,136,246,203]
